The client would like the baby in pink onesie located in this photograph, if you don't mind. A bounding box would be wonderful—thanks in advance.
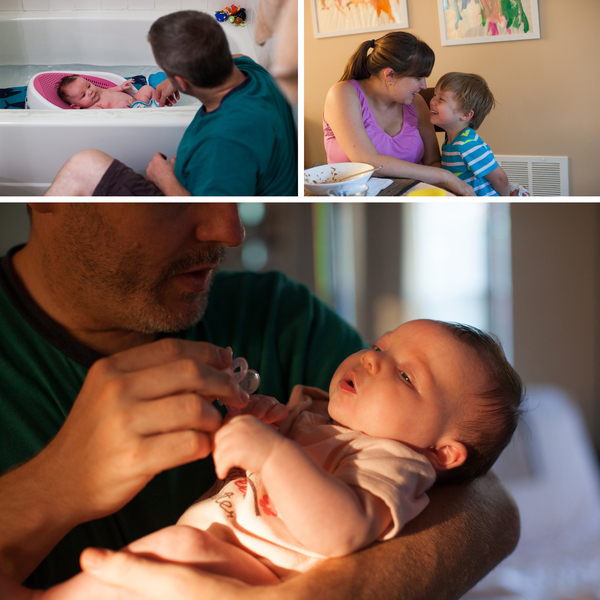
[26,319,523,597]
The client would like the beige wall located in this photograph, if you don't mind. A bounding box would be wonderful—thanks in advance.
[511,203,600,449]
[304,0,600,196]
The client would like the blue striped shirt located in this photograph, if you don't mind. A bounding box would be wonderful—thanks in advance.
[441,128,499,196]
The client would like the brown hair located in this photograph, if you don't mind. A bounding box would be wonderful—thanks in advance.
[340,32,434,82]
[436,72,496,130]
[57,75,80,104]
[148,10,233,88]
[438,321,525,483]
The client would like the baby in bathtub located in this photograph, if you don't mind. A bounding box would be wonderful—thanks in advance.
[57,74,158,109]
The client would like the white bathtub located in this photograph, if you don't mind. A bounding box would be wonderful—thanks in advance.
[0,10,257,196]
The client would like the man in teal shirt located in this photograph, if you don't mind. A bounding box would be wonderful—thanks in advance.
[44,11,297,196]
[0,204,519,600]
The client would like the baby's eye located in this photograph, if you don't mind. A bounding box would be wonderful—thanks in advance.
[399,370,411,385]
[372,345,382,352]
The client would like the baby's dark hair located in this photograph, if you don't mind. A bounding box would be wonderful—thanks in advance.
[436,72,496,130]
[57,75,80,104]
[437,321,525,483]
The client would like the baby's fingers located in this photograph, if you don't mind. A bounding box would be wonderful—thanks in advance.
[242,395,287,424]
[263,401,289,425]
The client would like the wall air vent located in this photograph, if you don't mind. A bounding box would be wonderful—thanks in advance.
[496,155,569,196]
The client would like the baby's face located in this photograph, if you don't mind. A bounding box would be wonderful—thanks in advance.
[328,319,488,450]
[64,77,100,108]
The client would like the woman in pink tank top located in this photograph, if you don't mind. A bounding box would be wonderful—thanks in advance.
[323,33,474,196]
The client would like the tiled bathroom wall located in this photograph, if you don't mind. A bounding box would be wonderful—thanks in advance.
[1,0,273,69]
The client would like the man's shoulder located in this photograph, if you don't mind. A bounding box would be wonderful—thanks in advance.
[233,55,270,80]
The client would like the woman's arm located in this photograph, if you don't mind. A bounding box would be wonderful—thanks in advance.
[323,82,475,196]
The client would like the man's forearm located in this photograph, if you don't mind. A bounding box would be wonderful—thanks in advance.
[265,471,520,600]
[154,173,190,196]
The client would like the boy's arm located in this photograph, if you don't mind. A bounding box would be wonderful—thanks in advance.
[213,416,391,557]
[486,165,510,196]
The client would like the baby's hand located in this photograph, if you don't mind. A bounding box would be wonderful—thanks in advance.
[213,415,283,479]
[232,394,288,426]
[116,79,134,92]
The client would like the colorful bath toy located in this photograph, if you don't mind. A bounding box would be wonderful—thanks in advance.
[216,5,246,25]
[148,71,167,88]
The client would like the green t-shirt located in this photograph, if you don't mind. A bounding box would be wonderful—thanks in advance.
[0,248,365,588]
[174,56,298,196]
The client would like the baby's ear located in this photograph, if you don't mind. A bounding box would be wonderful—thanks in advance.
[426,438,467,471]
[70,104,80,109]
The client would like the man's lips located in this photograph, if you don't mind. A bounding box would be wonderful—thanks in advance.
[173,266,216,293]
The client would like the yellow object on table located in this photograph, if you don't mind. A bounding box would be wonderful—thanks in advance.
[407,188,446,196]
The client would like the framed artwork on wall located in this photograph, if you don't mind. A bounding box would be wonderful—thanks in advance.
[311,0,409,39]
[437,0,540,46]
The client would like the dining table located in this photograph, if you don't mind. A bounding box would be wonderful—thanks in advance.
[303,176,455,197]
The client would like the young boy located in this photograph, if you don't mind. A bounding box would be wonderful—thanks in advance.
[57,75,158,109]
[9,319,524,597]
[430,72,510,196]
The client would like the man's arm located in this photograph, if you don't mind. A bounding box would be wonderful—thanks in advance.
[77,470,519,600]
[145,153,190,196]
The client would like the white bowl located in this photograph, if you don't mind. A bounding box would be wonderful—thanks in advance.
[304,163,375,196]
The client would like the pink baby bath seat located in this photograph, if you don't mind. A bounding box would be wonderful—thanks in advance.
[26,71,136,110]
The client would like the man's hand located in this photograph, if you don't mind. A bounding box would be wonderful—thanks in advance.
[145,153,189,196]
[46,339,248,519]
[212,416,284,479]
[155,79,180,107]
[0,339,250,581]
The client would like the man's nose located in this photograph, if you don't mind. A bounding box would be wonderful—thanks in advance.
[193,203,246,248]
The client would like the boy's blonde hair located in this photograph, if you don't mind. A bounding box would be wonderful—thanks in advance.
[436,72,496,130]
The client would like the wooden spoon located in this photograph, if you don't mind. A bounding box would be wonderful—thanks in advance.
[338,165,383,182]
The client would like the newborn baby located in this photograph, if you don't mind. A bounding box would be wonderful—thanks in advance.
[57,75,157,109]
